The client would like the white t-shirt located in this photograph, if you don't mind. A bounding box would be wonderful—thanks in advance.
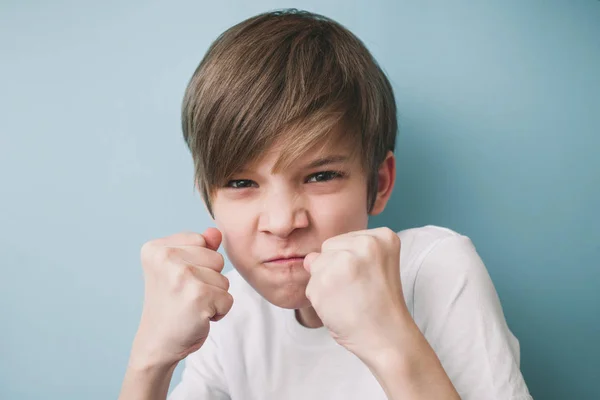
[169,226,533,400]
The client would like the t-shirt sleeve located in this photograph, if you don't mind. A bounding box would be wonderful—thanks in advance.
[412,234,533,400]
[168,331,230,400]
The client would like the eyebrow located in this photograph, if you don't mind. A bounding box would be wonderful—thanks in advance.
[238,155,351,174]
[303,155,350,169]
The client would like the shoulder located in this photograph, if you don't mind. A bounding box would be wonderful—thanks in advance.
[396,227,531,399]
[394,225,482,312]
[398,225,486,284]
[396,225,464,258]
[397,225,502,324]
[395,224,471,276]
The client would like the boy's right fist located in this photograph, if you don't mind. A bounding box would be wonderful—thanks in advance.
[130,227,233,368]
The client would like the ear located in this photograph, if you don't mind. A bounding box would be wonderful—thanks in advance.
[368,151,396,216]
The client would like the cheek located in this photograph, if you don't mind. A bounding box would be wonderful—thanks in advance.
[219,226,254,276]
[213,201,254,258]
[309,186,369,233]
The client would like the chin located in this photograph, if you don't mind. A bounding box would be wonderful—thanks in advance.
[264,289,312,309]
[237,263,313,309]
[252,278,312,309]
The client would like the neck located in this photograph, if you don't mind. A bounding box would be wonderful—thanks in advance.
[295,306,324,328]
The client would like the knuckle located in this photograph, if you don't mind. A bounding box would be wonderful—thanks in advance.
[362,235,379,253]
[390,234,401,251]
[168,231,206,247]
[221,275,230,291]
[223,292,234,311]
[171,265,193,290]
[382,227,400,244]
[140,240,153,255]
[304,283,315,303]
[347,257,361,274]
[189,281,211,301]
[348,267,361,281]
[162,247,180,262]
[188,232,207,247]
[340,249,355,259]
[147,246,179,269]
[199,303,216,320]
[140,240,158,268]
[218,252,225,268]
[213,251,225,271]
[343,257,361,281]
[326,250,359,282]
[321,236,337,251]
[198,248,224,271]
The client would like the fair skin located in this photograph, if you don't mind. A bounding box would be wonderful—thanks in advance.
[119,139,459,399]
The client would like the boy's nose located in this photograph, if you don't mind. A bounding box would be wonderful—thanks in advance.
[259,192,309,238]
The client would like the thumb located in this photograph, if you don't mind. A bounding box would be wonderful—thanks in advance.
[202,227,222,251]
[303,252,319,273]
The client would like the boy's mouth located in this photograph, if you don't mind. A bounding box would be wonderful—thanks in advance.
[264,254,306,265]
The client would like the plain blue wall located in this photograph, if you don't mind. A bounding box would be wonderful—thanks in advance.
[1,1,598,399]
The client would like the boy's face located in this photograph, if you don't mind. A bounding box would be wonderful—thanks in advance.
[209,138,393,310]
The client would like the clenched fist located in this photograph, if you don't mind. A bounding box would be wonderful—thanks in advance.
[303,227,409,365]
[130,228,234,368]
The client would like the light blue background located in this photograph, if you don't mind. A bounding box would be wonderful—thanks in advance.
[1,1,598,399]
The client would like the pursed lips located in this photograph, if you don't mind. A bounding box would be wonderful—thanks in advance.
[264,255,306,263]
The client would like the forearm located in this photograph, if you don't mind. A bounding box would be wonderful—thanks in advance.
[363,318,460,400]
[118,354,178,400]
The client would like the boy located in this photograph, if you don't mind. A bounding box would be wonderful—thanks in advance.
[120,9,532,400]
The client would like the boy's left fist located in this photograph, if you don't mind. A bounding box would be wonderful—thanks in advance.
[303,227,409,360]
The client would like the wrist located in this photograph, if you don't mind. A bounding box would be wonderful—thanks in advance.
[120,352,179,400]
[352,308,416,368]
[129,334,182,372]
[361,319,460,400]
[128,352,179,375]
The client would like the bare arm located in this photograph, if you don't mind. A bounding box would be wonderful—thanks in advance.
[119,357,178,400]
[365,317,460,400]
[119,228,232,400]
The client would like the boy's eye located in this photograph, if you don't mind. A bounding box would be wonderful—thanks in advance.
[306,170,344,183]
[225,179,257,189]
[225,171,344,189]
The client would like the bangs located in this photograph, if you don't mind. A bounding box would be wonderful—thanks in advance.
[202,108,362,193]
